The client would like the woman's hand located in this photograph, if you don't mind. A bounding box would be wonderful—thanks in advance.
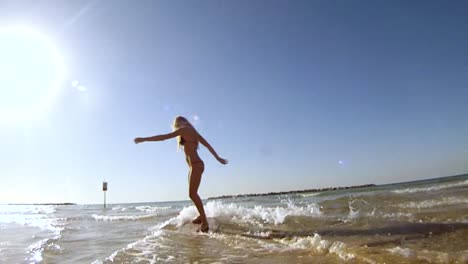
[217,157,228,165]
[134,137,145,144]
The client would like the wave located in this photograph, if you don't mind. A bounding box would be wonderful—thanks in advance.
[300,192,321,197]
[91,213,159,221]
[392,180,468,194]
[0,206,62,234]
[103,230,166,263]
[387,246,413,257]
[398,197,468,209]
[100,198,468,264]
[0,205,64,263]
[111,206,127,211]
[0,214,62,232]
[0,204,56,215]
[105,228,358,263]
[135,205,172,213]
[158,200,322,229]
[26,235,62,263]
[277,234,356,261]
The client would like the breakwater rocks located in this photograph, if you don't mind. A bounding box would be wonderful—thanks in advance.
[208,184,376,200]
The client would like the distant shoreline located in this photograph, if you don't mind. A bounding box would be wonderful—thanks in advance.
[208,184,376,200]
[8,203,76,206]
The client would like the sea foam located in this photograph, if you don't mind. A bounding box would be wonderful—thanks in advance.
[159,200,322,229]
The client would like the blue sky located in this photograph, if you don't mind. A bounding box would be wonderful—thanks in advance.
[1,0,467,204]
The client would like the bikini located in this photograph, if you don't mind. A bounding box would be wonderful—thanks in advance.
[180,137,204,166]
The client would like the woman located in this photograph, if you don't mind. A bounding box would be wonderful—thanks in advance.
[134,116,228,232]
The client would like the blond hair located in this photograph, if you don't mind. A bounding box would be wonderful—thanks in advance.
[172,116,194,148]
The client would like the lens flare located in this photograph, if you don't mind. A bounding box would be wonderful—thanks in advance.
[0,26,65,124]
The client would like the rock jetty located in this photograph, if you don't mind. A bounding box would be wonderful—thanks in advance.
[208,184,376,200]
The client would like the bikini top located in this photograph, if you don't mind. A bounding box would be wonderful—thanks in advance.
[180,136,198,146]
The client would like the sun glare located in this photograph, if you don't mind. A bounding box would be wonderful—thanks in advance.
[0,27,65,124]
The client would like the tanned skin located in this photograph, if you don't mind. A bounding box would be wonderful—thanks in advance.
[134,125,227,232]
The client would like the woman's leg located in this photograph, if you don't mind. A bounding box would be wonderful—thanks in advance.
[188,163,208,231]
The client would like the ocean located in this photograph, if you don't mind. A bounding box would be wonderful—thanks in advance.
[1,174,467,263]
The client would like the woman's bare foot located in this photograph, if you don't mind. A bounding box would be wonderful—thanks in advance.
[192,216,202,224]
[197,222,209,233]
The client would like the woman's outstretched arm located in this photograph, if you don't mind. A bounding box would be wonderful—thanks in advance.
[197,133,228,164]
[134,129,181,144]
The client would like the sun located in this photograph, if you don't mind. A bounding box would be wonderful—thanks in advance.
[0,27,65,125]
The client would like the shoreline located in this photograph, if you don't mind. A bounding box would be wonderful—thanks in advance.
[208,184,376,200]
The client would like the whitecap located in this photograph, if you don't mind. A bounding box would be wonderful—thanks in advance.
[392,180,468,194]
[135,205,172,213]
[91,214,158,221]
[398,197,468,209]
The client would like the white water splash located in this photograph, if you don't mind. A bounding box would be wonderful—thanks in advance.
[158,200,322,229]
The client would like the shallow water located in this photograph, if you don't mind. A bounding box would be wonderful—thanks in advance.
[1,175,467,263]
